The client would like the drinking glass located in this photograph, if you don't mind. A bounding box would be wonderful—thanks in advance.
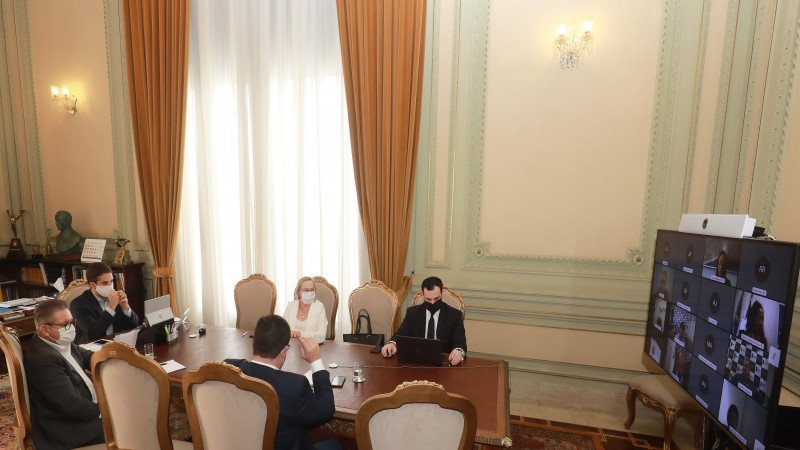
[144,343,155,360]
[353,361,365,383]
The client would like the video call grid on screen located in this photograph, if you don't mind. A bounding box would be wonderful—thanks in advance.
[646,230,799,450]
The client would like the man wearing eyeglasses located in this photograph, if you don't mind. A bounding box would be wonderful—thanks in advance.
[381,276,467,365]
[23,299,105,450]
[70,262,139,343]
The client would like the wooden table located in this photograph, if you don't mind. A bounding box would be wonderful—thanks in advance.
[151,326,512,447]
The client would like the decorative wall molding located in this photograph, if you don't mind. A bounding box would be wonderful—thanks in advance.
[750,1,800,234]
[704,0,741,212]
[423,0,459,269]
[471,351,648,385]
[461,0,693,280]
[104,0,141,249]
[683,0,713,211]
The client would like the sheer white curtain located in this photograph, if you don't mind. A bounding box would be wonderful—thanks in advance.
[175,0,368,335]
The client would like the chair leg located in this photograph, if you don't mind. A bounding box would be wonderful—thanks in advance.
[663,409,678,450]
[624,385,637,429]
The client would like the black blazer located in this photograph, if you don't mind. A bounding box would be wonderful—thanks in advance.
[70,289,140,343]
[390,302,467,353]
[226,359,335,450]
[23,336,103,450]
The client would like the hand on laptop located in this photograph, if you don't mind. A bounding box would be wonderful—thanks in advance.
[448,348,463,366]
[381,341,397,357]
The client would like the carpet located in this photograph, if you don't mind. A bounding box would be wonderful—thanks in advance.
[0,374,675,450]
[0,374,15,449]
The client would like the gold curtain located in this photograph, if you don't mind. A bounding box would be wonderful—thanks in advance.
[336,0,428,310]
[122,0,190,313]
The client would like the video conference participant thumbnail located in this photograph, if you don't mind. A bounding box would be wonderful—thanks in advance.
[732,293,784,356]
[687,355,724,415]
[724,339,770,407]
[651,266,675,302]
[646,326,668,366]
[737,240,797,303]
[675,233,706,275]
[697,281,737,331]
[717,380,768,450]
[665,338,692,388]
[666,303,697,353]
[672,269,701,313]
[702,238,742,287]
[694,319,733,377]
[654,231,679,267]
[652,299,667,333]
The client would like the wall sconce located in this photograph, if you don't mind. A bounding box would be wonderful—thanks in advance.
[554,17,594,69]
[50,86,78,115]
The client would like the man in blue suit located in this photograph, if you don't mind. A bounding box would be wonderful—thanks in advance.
[226,315,340,450]
[70,262,139,343]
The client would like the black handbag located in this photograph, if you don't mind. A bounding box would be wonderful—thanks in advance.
[342,309,385,346]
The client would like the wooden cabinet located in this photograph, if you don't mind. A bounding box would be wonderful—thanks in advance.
[0,258,147,321]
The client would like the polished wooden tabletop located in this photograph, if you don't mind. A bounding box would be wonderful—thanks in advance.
[150,326,511,447]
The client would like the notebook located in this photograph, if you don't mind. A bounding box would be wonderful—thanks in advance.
[394,335,447,366]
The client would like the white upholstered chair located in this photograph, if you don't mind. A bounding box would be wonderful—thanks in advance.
[234,274,277,330]
[0,324,105,450]
[57,279,90,307]
[182,361,280,450]
[313,276,339,340]
[348,280,398,339]
[625,374,702,450]
[410,285,466,319]
[90,341,192,450]
[356,380,477,450]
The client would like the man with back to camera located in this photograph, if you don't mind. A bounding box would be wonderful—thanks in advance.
[24,299,104,449]
[381,276,467,365]
[70,262,139,343]
[225,315,340,450]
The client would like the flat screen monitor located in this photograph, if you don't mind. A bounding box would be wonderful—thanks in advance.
[645,230,800,450]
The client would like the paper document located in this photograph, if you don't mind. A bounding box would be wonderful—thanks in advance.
[80,341,105,352]
[159,360,185,373]
[53,277,65,292]
[113,328,140,347]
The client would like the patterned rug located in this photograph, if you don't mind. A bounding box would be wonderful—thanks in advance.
[0,374,673,449]
[0,374,14,449]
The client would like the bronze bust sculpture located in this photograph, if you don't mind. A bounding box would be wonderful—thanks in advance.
[55,210,83,253]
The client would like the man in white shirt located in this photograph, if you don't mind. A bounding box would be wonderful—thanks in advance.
[381,276,467,365]
[225,315,340,450]
[70,262,139,343]
[23,299,104,450]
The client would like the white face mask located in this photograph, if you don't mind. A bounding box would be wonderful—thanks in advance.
[95,284,114,298]
[54,326,76,346]
[301,291,315,305]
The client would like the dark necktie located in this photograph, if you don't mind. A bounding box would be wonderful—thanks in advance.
[427,312,435,339]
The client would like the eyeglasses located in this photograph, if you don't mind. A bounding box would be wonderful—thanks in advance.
[47,321,75,332]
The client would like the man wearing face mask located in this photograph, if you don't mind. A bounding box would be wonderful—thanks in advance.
[381,276,467,365]
[70,262,139,343]
[283,276,328,344]
[23,299,105,449]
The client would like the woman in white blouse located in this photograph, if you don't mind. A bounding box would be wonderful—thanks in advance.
[283,276,328,343]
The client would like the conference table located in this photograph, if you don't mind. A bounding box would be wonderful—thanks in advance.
[148,326,512,447]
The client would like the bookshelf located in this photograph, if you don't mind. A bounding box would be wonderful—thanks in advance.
[0,257,147,320]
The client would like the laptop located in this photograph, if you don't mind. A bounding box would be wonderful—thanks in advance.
[144,294,174,327]
[394,335,448,367]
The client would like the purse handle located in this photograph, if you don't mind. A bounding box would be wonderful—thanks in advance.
[354,309,373,335]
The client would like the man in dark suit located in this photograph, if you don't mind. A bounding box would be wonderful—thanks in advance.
[381,276,467,365]
[70,262,139,343]
[226,315,340,450]
[24,299,104,450]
